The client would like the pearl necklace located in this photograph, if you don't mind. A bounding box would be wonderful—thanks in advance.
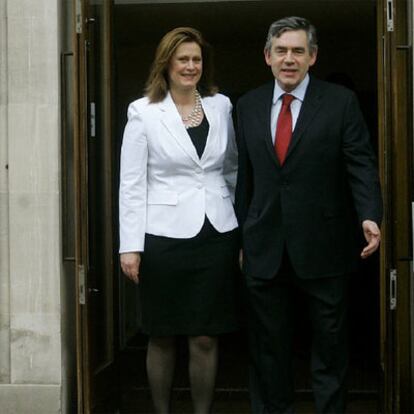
[181,90,203,129]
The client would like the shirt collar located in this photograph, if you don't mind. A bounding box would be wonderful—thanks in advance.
[272,73,310,104]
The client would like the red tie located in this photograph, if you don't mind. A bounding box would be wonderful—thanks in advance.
[275,94,295,165]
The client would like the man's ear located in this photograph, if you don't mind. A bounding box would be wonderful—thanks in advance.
[264,48,271,66]
[309,47,318,67]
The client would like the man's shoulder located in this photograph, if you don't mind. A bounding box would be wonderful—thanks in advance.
[310,77,355,100]
[236,82,273,114]
[238,81,274,106]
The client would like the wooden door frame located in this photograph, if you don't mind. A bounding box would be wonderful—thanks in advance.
[73,0,115,412]
[73,0,89,410]
[378,0,413,412]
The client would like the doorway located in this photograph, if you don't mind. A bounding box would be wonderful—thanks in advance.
[109,1,380,412]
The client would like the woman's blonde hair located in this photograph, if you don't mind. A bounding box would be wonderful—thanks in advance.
[145,27,218,103]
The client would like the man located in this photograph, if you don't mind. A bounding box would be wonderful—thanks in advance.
[235,16,382,414]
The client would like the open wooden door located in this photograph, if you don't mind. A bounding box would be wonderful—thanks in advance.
[378,0,413,412]
[73,0,117,412]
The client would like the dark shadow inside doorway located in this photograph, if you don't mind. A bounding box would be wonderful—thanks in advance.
[109,1,380,412]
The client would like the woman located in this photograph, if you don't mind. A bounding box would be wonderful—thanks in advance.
[119,27,239,414]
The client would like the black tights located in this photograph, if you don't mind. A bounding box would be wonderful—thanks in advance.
[146,335,218,414]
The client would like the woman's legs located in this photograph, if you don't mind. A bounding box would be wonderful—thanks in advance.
[188,335,218,414]
[146,336,176,414]
[147,334,218,413]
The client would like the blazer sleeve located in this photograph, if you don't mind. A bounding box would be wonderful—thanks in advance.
[342,92,383,225]
[222,97,238,203]
[119,102,148,253]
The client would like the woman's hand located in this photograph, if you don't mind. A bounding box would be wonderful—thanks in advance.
[120,252,141,284]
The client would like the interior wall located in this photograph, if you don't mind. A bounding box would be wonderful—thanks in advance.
[114,0,377,136]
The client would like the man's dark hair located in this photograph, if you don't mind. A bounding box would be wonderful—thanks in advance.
[264,16,318,54]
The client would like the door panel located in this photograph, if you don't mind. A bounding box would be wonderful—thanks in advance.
[378,0,413,412]
[74,0,116,412]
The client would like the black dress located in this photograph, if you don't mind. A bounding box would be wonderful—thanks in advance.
[139,117,240,336]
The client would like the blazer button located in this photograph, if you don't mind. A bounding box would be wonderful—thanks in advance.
[196,168,202,174]
[197,183,203,189]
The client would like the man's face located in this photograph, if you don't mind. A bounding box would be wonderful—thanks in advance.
[264,29,317,92]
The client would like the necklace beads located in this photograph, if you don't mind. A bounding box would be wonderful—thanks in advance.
[182,90,203,129]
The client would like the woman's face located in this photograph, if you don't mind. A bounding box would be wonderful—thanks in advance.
[168,41,202,92]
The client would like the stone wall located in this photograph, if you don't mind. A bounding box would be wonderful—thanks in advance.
[0,0,10,387]
[0,0,63,412]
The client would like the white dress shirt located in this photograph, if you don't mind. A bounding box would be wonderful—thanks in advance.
[270,74,310,143]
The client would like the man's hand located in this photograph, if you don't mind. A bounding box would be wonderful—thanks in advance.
[120,252,141,284]
[361,220,381,259]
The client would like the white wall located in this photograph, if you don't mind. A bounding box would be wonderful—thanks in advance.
[0,0,63,412]
[0,0,10,386]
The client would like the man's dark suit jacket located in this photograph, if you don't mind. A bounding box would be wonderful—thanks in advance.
[235,77,383,280]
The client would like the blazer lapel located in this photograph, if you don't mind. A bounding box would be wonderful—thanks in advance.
[159,92,201,166]
[199,97,217,163]
[285,78,323,161]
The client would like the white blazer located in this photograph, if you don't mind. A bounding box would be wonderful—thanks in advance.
[119,92,238,253]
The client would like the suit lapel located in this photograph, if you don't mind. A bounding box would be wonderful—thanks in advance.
[255,82,278,166]
[159,92,201,166]
[285,78,323,162]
